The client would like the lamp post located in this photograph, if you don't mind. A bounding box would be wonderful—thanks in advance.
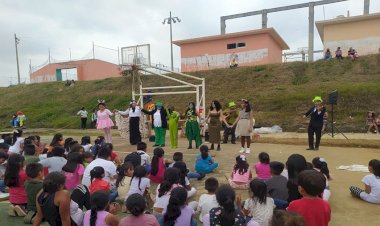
[14,34,20,85]
[162,11,181,71]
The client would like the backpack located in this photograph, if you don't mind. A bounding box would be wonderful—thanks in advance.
[124,152,144,168]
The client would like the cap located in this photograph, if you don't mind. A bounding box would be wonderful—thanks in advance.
[228,102,236,107]
[156,102,163,107]
[312,96,323,103]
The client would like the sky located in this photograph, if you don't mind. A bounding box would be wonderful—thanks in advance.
[0,0,379,86]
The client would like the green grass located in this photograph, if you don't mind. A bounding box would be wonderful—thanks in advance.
[1,55,380,132]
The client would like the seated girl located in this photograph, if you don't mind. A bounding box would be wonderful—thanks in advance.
[312,157,332,201]
[119,193,159,226]
[225,155,252,189]
[195,145,218,174]
[173,161,197,197]
[126,165,150,200]
[149,148,172,184]
[83,191,119,226]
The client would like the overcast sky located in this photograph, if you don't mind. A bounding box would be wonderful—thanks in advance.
[0,0,379,86]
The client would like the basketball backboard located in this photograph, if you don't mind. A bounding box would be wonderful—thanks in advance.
[121,44,151,66]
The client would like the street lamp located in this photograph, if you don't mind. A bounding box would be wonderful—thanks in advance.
[162,11,181,71]
[14,34,21,85]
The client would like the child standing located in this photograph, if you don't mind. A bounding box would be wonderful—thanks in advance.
[4,154,27,216]
[226,155,252,189]
[83,191,119,226]
[195,177,219,223]
[63,152,85,191]
[265,161,288,209]
[126,165,150,199]
[149,148,171,184]
[119,193,159,226]
[255,152,271,180]
[89,166,110,194]
[24,163,44,223]
[96,101,114,143]
[243,179,275,226]
[232,99,254,154]
[195,145,218,174]
[350,159,380,204]
[288,170,331,226]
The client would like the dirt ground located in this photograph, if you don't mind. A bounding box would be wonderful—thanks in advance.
[1,129,380,225]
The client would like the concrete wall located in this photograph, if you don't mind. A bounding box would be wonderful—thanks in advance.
[179,33,283,72]
[322,17,380,56]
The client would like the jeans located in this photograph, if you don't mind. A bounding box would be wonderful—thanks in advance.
[273,199,288,209]
[187,172,202,179]
[109,190,118,202]
[0,179,5,192]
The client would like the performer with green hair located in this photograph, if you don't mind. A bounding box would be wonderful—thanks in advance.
[167,106,180,149]
[142,102,168,147]
[185,102,202,149]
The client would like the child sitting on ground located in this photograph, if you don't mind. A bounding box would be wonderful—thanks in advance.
[63,152,85,191]
[288,170,331,226]
[149,148,172,184]
[195,177,219,223]
[255,152,271,180]
[173,161,197,198]
[81,136,92,152]
[195,145,218,174]
[5,154,28,217]
[82,151,93,168]
[350,159,380,204]
[226,155,252,189]
[83,191,119,226]
[89,166,110,194]
[24,163,44,224]
[243,179,275,226]
[136,142,151,173]
[39,146,67,173]
[0,151,9,198]
[126,165,150,199]
[115,162,134,202]
[265,161,288,209]
[169,152,205,180]
[119,193,159,226]
[271,210,306,226]
[24,144,40,166]
[312,157,332,201]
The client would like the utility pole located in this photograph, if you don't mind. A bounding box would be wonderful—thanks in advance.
[48,48,51,64]
[14,34,20,85]
[92,41,95,59]
[163,11,181,71]
[69,48,72,61]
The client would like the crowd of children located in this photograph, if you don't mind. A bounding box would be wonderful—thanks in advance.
[0,129,379,226]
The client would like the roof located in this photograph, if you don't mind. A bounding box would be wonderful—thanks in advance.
[173,27,289,50]
[316,13,380,42]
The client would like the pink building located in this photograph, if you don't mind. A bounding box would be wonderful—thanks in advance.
[173,28,289,72]
[30,59,121,83]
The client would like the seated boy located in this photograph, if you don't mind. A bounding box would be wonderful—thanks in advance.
[265,161,289,209]
[82,152,94,168]
[0,151,9,199]
[136,142,151,173]
[24,144,40,166]
[287,170,331,226]
[169,152,205,180]
[24,163,44,224]
[195,177,219,222]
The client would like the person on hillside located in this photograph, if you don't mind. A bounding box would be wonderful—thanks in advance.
[223,101,239,144]
[115,100,142,145]
[366,111,378,133]
[167,106,180,149]
[90,109,97,129]
[16,111,26,128]
[303,96,326,151]
[324,48,332,61]
[11,114,18,127]
[335,47,343,60]
[96,100,114,143]
[232,99,254,154]
[348,47,359,60]
[185,102,202,149]
[77,107,88,129]
[206,100,229,151]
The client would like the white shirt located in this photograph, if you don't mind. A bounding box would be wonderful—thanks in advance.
[136,150,150,166]
[77,110,88,118]
[126,177,150,199]
[361,174,380,203]
[153,184,181,209]
[118,107,141,118]
[8,137,24,154]
[82,158,117,187]
[153,111,162,127]
[39,157,67,173]
[82,144,92,153]
[243,197,275,226]
[197,194,219,222]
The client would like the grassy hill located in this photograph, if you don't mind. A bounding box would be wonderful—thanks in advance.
[1,55,380,132]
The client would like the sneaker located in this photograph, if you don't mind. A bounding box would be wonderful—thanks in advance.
[197,173,206,181]
[245,148,251,154]
[239,147,245,153]
[8,205,16,217]
[14,205,27,217]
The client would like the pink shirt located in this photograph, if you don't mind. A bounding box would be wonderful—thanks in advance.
[232,168,251,183]
[118,214,159,226]
[64,164,85,190]
[9,170,28,204]
[83,210,110,226]
[255,163,271,180]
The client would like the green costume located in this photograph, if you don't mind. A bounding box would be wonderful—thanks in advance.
[167,109,180,148]
[185,110,202,148]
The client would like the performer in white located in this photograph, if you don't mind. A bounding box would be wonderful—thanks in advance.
[115,101,142,145]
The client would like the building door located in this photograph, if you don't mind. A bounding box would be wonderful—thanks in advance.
[55,69,62,81]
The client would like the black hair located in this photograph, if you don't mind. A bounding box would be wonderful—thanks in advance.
[52,146,65,157]
[137,142,147,151]
[4,154,25,187]
[42,172,66,193]
[270,161,285,175]
[90,166,105,183]
[172,152,183,162]
[369,159,380,177]
[4,136,13,146]
[81,136,91,145]
[205,177,219,193]
[241,99,252,112]
[26,163,43,178]
[163,187,188,226]
[312,157,330,179]
[126,193,146,216]
[27,135,36,142]
[185,102,197,116]
[116,162,134,188]
[90,191,109,226]
[23,138,33,146]
[95,136,105,144]
[199,145,209,160]
[158,168,180,197]
[233,155,249,175]
[97,145,112,159]
[98,102,106,107]
[271,210,307,226]
[306,162,313,170]
[35,135,41,142]
[249,179,267,204]
[151,147,164,176]
[83,151,94,159]
[298,170,326,197]
[81,107,85,110]
[11,129,23,145]
[50,133,63,146]
[62,152,82,173]
[215,185,236,226]
[23,144,36,156]
[286,154,307,184]
[0,151,9,160]
[64,137,76,152]
[70,144,84,153]
[173,161,189,187]
[210,100,222,111]
[130,165,147,191]
[258,152,270,164]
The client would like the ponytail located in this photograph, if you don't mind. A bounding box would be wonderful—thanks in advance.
[151,148,164,176]
[116,162,133,188]
[320,162,331,180]
[220,198,235,226]
[158,168,180,197]
[90,206,97,226]
[163,187,187,226]
[89,191,109,226]
[90,166,105,183]
[312,157,330,179]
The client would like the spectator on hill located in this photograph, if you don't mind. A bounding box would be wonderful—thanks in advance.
[366,111,378,134]
[335,47,343,60]
[324,48,332,61]
[348,47,359,60]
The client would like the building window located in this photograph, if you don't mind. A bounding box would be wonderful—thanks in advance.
[237,42,246,48]
[227,43,237,49]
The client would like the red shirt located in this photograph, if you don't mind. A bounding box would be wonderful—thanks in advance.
[89,178,110,193]
[288,197,331,226]
[9,170,28,204]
